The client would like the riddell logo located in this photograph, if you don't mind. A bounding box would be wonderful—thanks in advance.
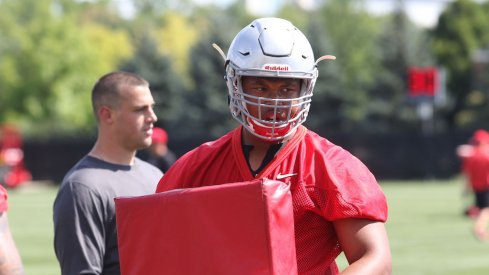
[263,64,290,71]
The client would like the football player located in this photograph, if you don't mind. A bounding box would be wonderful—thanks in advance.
[156,17,391,274]
[459,129,489,241]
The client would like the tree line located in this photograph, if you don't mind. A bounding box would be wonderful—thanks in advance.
[1,0,489,141]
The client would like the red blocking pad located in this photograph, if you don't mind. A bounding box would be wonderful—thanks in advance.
[115,178,297,275]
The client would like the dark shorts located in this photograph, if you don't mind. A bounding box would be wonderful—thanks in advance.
[475,190,489,209]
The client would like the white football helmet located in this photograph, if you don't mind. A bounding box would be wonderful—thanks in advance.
[220,17,334,142]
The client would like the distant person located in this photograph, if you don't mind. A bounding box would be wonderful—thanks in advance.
[145,127,176,173]
[458,129,489,241]
[156,18,391,274]
[0,185,24,275]
[53,71,162,275]
[0,124,32,188]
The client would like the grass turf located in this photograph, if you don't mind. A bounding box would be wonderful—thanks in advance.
[7,182,59,275]
[5,178,489,274]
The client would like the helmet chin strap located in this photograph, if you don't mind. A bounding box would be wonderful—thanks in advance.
[247,117,291,142]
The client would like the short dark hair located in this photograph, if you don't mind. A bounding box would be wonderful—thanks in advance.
[91,71,149,120]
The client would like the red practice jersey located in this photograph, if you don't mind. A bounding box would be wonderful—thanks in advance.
[156,126,388,274]
[462,147,489,192]
[0,185,7,212]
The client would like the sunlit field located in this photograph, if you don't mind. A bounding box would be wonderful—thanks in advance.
[6,178,489,275]
[7,182,58,275]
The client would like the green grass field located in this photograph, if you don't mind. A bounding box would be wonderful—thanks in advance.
[6,178,489,274]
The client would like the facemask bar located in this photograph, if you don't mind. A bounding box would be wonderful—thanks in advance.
[227,63,315,141]
[235,92,312,127]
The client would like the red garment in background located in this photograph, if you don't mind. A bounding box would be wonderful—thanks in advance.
[0,125,31,188]
[0,124,22,149]
[0,185,8,212]
[156,126,388,274]
[3,165,32,188]
[115,179,296,275]
[462,147,489,192]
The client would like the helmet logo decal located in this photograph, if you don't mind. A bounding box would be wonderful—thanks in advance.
[263,64,290,71]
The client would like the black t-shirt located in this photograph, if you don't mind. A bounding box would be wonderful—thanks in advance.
[53,156,162,275]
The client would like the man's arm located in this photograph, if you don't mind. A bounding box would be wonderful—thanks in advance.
[334,218,391,275]
[53,183,105,275]
[0,212,24,275]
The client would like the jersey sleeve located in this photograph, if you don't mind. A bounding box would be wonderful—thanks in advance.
[0,186,7,212]
[322,148,388,222]
[53,182,106,275]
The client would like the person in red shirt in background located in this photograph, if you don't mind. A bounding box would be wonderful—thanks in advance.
[156,17,391,274]
[145,127,176,173]
[0,185,24,274]
[0,124,32,188]
[458,129,489,241]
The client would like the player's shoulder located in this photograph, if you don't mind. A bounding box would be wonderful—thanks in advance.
[199,131,234,150]
[157,133,235,190]
[302,128,364,164]
[304,129,329,143]
[179,131,234,161]
[304,129,343,151]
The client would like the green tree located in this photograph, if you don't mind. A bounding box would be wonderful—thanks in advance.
[432,0,489,129]
[184,25,233,138]
[368,4,435,134]
[275,3,342,133]
[0,0,132,136]
[120,32,184,131]
[182,6,249,138]
[303,15,343,133]
[312,0,383,132]
[153,11,198,85]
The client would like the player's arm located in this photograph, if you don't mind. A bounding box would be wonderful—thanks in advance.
[53,183,105,275]
[334,218,391,275]
[0,212,24,275]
